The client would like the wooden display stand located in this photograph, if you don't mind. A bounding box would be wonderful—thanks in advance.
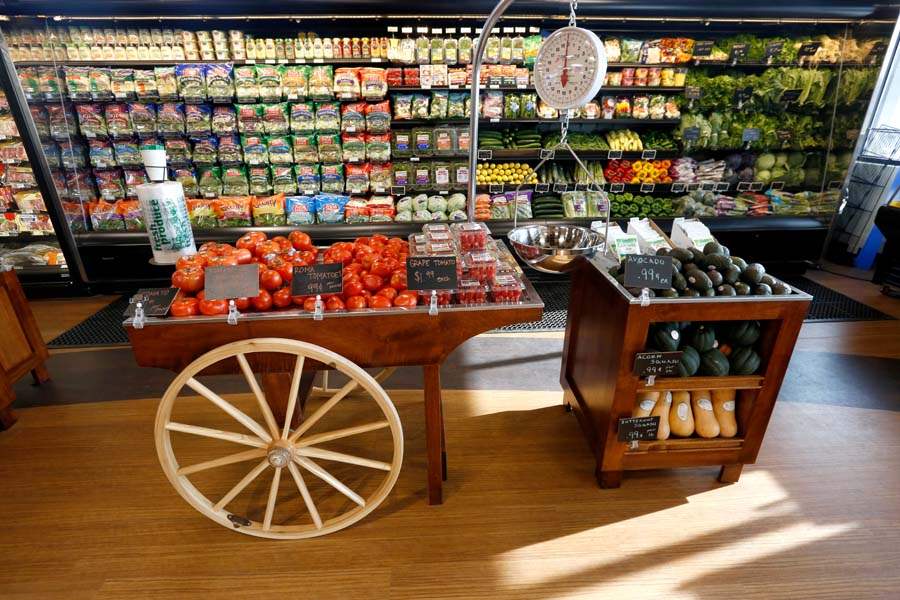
[560,256,811,488]
[0,269,50,429]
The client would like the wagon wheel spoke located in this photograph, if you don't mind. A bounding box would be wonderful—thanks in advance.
[295,455,366,507]
[281,355,306,440]
[288,461,323,529]
[236,353,280,440]
[296,447,392,471]
[287,379,360,443]
[213,459,270,512]
[177,448,267,476]
[296,421,390,448]
[186,377,273,442]
[166,422,268,449]
[263,467,282,531]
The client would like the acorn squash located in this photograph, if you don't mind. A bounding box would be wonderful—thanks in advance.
[699,348,730,376]
[650,323,681,352]
[725,320,760,346]
[677,346,700,377]
[687,324,717,352]
[729,346,761,375]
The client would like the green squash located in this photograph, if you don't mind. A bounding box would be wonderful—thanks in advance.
[725,320,760,346]
[650,323,681,351]
[730,346,761,375]
[687,324,717,352]
[677,346,700,377]
[699,348,730,376]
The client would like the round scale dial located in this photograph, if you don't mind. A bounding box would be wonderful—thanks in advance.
[533,26,607,110]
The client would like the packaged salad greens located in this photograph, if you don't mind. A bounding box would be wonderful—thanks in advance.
[262,103,289,135]
[133,69,158,99]
[286,195,316,225]
[187,198,218,228]
[341,102,366,133]
[308,65,334,100]
[76,103,107,138]
[415,34,430,64]
[172,168,199,197]
[433,127,456,156]
[267,135,293,164]
[430,91,449,119]
[620,39,643,63]
[411,94,430,119]
[360,67,387,100]
[344,197,369,223]
[205,63,234,100]
[156,102,185,135]
[316,193,349,223]
[191,136,217,164]
[234,65,258,102]
[315,102,340,132]
[453,161,470,186]
[211,105,236,134]
[271,165,297,195]
[295,163,321,195]
[89,200,125,230]
[252,193,286,226]
[281,65,309,100]
[393,94,413,120]
[104,103,132,137]
[290,102,315,133]
[292,133,318,163]
[412,127,433,156]
[47,105,78,139]
[482,90,504,119]
[237,104,263,134]
[221,165,249,196]
[448,93,467,118]
[185,104,212,135]
[241,134,268,165]
[504,93,521,119]
[214,195,252,226]
[60,142,87,169]
[256,65,282,102]
[217,134,242,163]
[316,133,341,162]
[164,138,191,164]
[369,162,392,191]
[113,139,141,166]
[392,162,411,187]
[95,170,126,200]
[392,130,412,158]
[319,163,344,193]
[345,163,369,194]
[89,68,113,100]
[123,168,148,198]
[110,68,135,100]
[413,163,432,190]
[432,161,451,190]
[154,66,178,100]
[365,101,391,134]
[176,64,206,102]
[520,93,537,118]
[248,165,271,195]
[127,102,156,135]
[198,166,223,198]
[342,133,366,162]
[334,67,360,99]
[366,133,391,163]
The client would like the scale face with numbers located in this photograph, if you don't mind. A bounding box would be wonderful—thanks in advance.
[533,26,607,110]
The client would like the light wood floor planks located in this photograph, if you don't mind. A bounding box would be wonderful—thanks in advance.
[1,389,899,599]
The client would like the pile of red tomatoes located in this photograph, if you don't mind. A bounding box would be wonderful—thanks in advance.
[168,230,416,317]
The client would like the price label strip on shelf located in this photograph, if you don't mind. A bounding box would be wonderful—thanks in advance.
[607,150,623,160]
[765,41,784,63]
[391,185,406,196]
[553,183,569,193]
[407,256,458,291]
[715,182,730,192]
[750,181,765,191]
[770,181,785,191]
[535,183,551,193]
[624,254,673,290]
[203,264,261,301]
[700,181,715,191]
[640,183,655,193]
[489,183,504,194]
[477,149,493,160]
[634,351,684,378]
[730,43,748,64]
[540,149,555,160]
[123,288,179,317]
[291,263,343,296]
[617,416,660,443]
[692,40,714,59]
[610,183,625,193]
[671,182,686,193]
[737,181,752,192]
[684,85,701,100]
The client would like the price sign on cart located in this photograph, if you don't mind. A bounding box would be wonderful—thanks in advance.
[292,263,343,296]
[407,257,458,291]
[634,351,684,377]
[624,254,673,290]
[617,416,660,442]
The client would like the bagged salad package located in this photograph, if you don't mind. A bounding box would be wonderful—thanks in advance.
[205,63,234,100]
[272,165,297,195]
[234,65,259,102]
[285,195,316,225]
[217,134,243,163]
[221,165,249,196]
[185,104,212,135]
[315,193,349,223]
[248,165,271,195]
[176,64,206,102]
[252,193,286,226]
[187,198,218,228]
[198,166,223,198]
[281,65,309,100]
[366,101,391,134]
[157,102,185,135]
[295,163,321,195]
[290,102,315,133]
[256,65,282,102]
[319,163,344,193]
[262,103,290,134]
[172,167,199,197]
[154,66,178,100]
[341,102,366,133]
[128,102,157,135]
[213,195,252,226]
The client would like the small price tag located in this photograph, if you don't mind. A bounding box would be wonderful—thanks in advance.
[410,157,420,162]
[291,263,343,296]
[700,182,715,191]
[640,183,656,193]
[750,182,765,191]
[489,117,501,123]
[421,82,432,90]
[278,58,287,64]
[448,83,459,90]
[204,264,261,301]
[624,254,673,290]
[574,182,588,191]
[734,86,753,106]
[693,40,714,57]
[641,149,657,160]
[391,185,406,195]
[765,41,784,60]
[610,183,625,193]
[737,182,752,192]
[634,351,684,377]
[617,416,660,443]
[553,183,568,193]
[780,89,801,103]
[730,43,748,62]
[540,149,555,160]
[770,181,785,191]
[607,150,623,160]
[687,182,700,192]
[535,183,550,193]
[776,130,792,141]
[868,41,887,61]
[489,183,504,193]
[671,182,686,193]
[313,58,324,63]
[682,127,700,141]
[264,59,276,64]
[742,128,761,143]
[715,182,730,192]
[439,190,449,195]
[477,149,493,160]
[798,41,821,57]
[124,288,180,317]
[407,256,458,291]
[684,85,701,100]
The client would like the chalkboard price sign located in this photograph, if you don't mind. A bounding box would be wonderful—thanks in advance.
[765,41,784,59]
[291,263,343,296]
[407,256,458,291]
[780,89,801,103]
[682,126,700,141]
[798,41,821,57]
[617,416,660,442]
[634,351,684,377]
[730,43,748,61]
[684,85,701,100]
[124,287,180,317]
[624,254,673,290]
[742,127,761,143]
[693,40,714,57]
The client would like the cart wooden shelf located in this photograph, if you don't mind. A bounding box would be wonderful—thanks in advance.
[560,255,811,488]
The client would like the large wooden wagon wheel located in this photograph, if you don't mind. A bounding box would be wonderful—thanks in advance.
[155,338,403,539]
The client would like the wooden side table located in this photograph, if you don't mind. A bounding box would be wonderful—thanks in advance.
[0,268,51,429]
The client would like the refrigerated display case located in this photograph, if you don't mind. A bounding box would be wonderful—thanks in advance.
[0,3,895,290]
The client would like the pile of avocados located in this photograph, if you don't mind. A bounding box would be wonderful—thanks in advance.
[648,320,763,377]
[610,241,794,298]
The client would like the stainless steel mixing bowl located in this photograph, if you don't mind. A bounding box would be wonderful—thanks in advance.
[507,224,604,274]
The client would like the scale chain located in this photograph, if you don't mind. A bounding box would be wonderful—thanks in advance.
[569,0,578,27]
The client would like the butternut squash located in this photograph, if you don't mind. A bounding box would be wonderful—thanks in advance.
[711,389,738,438]
[633,391,659,418]
[651,391,672,440]
[669,391,694,437]
[691,390,720,438]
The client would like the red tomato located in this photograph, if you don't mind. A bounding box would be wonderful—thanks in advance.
[325,296,345,312]
[354,244,375,259]
[236,231,266,253]
[272,236,292,253]
[198,241,220,254]
[171,267,204,294]
[176,254,206,270]
[354,236,371,246]
[302,297,318,312]
[393,293,418,308]
[250,289,273,312]
[359,253,376,271]
[272,287,293,308]
[343,279,364,297]
[291,294,307,306]
[289,230,314,251]
[259,269,283,292]
[199,298,228,316]
[345,295,367,310]
[362,273,384,292]
[169,297,199,317]
[370,259,394,278]
[206,254,239,268]
[344,262,363,275]
[232,297,251,311]
[389,270,408,291]
[233,247,253,265]
[372,234,389,244]
[376,287,398,301]
[254,240,281,259]
[276,262,294,282]
[368,295,392,309]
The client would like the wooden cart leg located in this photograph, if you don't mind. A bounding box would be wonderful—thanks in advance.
[31,363,50,385]
[718,464,744,484]
[424,364,444,505]
[261,371,316,429]
[440,393,447,481]
[597,467,622,489]
[0,383,16,430]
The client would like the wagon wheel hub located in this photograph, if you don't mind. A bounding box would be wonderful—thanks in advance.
[267,444,294,468]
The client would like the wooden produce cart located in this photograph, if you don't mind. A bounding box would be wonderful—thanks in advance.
[560,255,811,488]
[126,272,542,539]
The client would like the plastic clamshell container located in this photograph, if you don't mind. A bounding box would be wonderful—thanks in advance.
[462,250,497,284]
[451,221,490,251]
[417,288,454,306]
[456,279,487,305]
[426,240,456,255]
[490,274,524,303]
[408,233,428,256]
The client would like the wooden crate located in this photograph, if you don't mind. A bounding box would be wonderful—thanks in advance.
[0,269,50,429]
[560,256,811,488]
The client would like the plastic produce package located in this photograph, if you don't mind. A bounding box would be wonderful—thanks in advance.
[317,133,342,163]
[252,193,286,226]
[221,165,249,196]
[248,165,271,195]
[157,102,185,135]
[319,163,345,193]
[154,67,178,100]
[176,64,206,102]
[256,65,282,102]
[128,102,157,135]
[290,102,315,133]
[205,63,234,100]
[234,65,258,102]
[295,163,321,195]
[272,165,297,195]
[213,195,252,226]
[286,195,316,225]
[315,193,349,223]
[366,101,391,134]
[187,198,218,228]
[315,101,341,132]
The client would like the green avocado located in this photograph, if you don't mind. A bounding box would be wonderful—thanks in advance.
[703,241,724,255]
[716,284,737,296]
[687,270,713,291]
[656,247,671,256]
[734,282,752,295]
[759,274,777,286]
[742,263,766,285]
[670,248,693,264]
[723,265,742,285]
[731,256,749,271]
[705,254,733,270]
[672,271,688,291]
[754,283,773,296]
[707,269,724,287]
[772,282,792,295]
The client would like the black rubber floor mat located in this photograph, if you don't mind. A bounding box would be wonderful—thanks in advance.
[48,296,130,348]
[497,282,570,332]
[781,276,895,322]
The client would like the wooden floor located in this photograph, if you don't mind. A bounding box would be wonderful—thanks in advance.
[1,272,898,599]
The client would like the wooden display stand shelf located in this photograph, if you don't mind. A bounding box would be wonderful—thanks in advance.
[560,256,811,488]
[0,269,50,429]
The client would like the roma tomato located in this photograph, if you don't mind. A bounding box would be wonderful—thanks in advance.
[232,297,251,311]
[359,253,376,270]
[367,295,392,309]
[272,236,292,253]
[206,254,239,268]
[169,297,199,317]
[343,279,364,297]
[233,247,253,265]
[302,297,318,312]
[176,254,206,270]
[393,293,418,308]
[345,295,367,310]
[259,269,283,292]
[370,259,394,278]
[236,232,266,253]
[325,296,345,311]
[171,267,204,294]
[254,240,281,259]
[376,287,398,301]
[289,230,314,251]
[362,273,384,292]
[250,289,273,312]
[272,287,293,308]
[344,262,363,275]
[276,262,294,282]
[389,270,408,291]
[199,298,228,316]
